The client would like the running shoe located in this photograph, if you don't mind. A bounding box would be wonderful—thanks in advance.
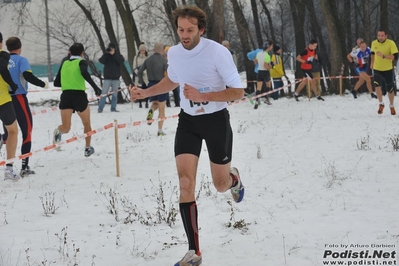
[378,104,385,114]
[53,128,62,144]
[174,250,202,266]
[147,109,154,125]
[84,146,95,157]
[20,166,35,177]
[157,130,166,136]
[4,166,20,181]
[230,167,245,203]
[390,107,396,115]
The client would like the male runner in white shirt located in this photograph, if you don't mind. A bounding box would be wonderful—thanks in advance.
[130,5,245,266]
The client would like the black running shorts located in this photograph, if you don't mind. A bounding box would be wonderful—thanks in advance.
[0,101,16,126]
[301,69,314,79]
[257,70,271,83]
[59,90,89,112]
[373,69,394,95]
[174,109,233,165]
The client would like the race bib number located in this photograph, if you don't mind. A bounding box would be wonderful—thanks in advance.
[184,86,219,115]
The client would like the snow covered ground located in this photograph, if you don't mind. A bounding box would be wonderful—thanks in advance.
[1,76,399,266]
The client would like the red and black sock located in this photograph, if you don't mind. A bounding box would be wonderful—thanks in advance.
[230,173,238,188]
[180,201,200,255]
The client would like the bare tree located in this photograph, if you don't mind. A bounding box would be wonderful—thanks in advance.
[320,0,346,94]
[380,0,389,32]
[163,0,180,43]
[305,0,330,92]
[288,0,306,86]
[363,0,371,45]
[209,0,225,43]
[229,0,254,89]
[259,0,276,42]
[250,0,263,48]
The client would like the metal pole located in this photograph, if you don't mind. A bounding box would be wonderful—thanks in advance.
[44,0,53,82]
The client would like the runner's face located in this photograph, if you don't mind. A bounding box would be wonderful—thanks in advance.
[360,43,367,52]
[377,31,387,42]
[309,43,317,50]
[177,17,204,50]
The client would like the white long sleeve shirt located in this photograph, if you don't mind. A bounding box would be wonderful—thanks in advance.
[167,37,242,116]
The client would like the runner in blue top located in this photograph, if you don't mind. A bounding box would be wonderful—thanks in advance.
[347,41,377,99]
[2,37,48,177]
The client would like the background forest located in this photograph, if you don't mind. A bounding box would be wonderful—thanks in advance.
[0,0,398,94]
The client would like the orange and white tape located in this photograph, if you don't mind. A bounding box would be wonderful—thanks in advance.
[0,122,114,166]
[30,87,128,116]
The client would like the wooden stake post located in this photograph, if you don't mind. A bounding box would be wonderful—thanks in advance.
[339,75,343,96]
[114,119,120,177]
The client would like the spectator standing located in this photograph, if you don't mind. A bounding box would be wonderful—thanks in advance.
[2,37,48,177]
[130,6,245,265]
[270,45,284,100]
[222,40,238,67]
[98,43,125,113]
[133,44,149,108]
[0,33,19,180]
[53,43,102,157]
[137,42,168,136]
[164,45,180,107]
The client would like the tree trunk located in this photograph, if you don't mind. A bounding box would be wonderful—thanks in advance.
[163,0,180,44]
[250,0,263,48]
[380,0,389,33]
[209,0,224,43]
[288,0,306,91]
[344,0,352,51]
[73,0,106,51]
[320,0,346,94]
[195,0,214,40]
[124,2,142,49]
[305,0,330,93]
[229,0,255,91]
[98,0,132,86]
[73,0,105,82]
[115,0,135,81]
[259,0,275,42]
[363,0,371,45]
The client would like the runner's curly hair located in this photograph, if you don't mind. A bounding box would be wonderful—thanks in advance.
[173,6,207,34]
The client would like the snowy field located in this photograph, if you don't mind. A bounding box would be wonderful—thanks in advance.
[1,76,399,266]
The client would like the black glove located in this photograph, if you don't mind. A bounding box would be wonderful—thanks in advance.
[270,61,275,68]
[95,88,102,96]
[9,83,18,94]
